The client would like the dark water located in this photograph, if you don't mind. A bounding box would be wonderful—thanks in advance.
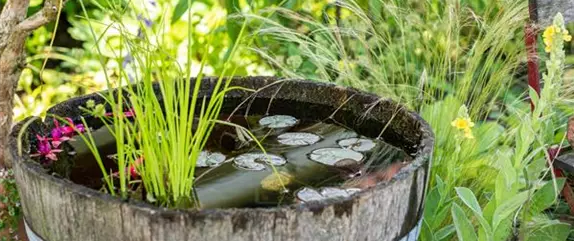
[65,115,412,208]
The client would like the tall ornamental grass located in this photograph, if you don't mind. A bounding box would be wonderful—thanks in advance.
[249,0,574,239]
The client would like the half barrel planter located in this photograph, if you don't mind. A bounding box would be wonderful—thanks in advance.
[10,77,434,241]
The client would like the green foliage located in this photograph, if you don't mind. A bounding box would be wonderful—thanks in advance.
[172,0,194,24]
[0,170,21,240]
[251,0,525,117]
[249,1,572,241]
[452,203,478,241]
[446,13,573,241]
[13,0,275,122]
[72,0,254,207]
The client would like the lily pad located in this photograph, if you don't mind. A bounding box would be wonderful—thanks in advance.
[233,153,287,171]
[320,187,350,199]
[296,187,323,202]
[296,187,362,202]
[277,132,321,146]
[196,151,226,167]
[337,137,376,152]
[308,147,364,166]
[259,115,299,129]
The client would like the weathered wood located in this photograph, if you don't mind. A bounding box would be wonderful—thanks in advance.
[10,77,434,241]
[531,0,574,26]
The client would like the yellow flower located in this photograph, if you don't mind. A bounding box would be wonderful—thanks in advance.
[563,29,572,42]
[543,26,557,53]
[451,117,475,130]
[543,25,557,39]
[543,25,572,52]
[451,116,475,140]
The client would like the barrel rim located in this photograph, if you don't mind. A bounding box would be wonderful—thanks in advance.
[9,76,434,218]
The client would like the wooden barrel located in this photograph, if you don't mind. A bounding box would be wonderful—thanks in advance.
[9,77,433,241]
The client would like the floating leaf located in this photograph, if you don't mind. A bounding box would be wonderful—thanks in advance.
[259,115,299,129]
[320,187,351,199]
[296,187,323,202]
[196,151,226,167]
[296,186,360,202]
[234,158,265,171]
[338,137,376,152]
[277,132,321,146]
[232,153,287,171]
[308,147,364,166]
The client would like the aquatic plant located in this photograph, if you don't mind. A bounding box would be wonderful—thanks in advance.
[69,0,253,208]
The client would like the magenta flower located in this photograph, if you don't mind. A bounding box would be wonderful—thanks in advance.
[49,118,85,148]
[52,118,85,137]
[124,109,136,118]
[50,127,69,148]
[30,135,62,162]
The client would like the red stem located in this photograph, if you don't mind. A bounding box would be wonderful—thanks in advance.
[525,23,540,111]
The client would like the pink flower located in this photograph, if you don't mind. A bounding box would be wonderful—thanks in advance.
[51,118,85,140]
[30,135,62,162]
[50,127,69,148]
[124,109,136,118]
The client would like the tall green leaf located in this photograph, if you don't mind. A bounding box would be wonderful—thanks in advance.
[452,203,478,241]
[225,0,241,43]
[493,218,513,241]
[528,178,566,215]
[420,220,436,241]
[527,222,571,241]
[455,187,492,237]
[424,186,442,223]
[492,191,529,230]
[455,187,482,215]
[172,0,195,24]
[434,225,455,240]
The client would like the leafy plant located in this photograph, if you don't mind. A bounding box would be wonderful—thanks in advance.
[73,0,252,207]
[445,13,573,241]
[13,0,276,122]
[247,1,573,240]
[0,170,21,241]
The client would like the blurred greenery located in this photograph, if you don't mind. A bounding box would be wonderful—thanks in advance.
[8,0,507,121]
[10,0,287,121]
